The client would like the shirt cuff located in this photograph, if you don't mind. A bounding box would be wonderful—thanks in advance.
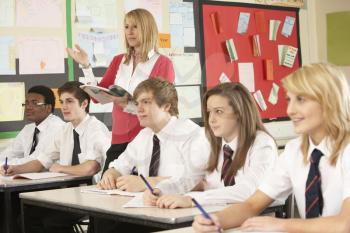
[123,102,137,115]
[81,67,97,85]
[36,153,54,169]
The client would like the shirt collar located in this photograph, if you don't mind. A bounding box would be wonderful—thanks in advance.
[72,114,90,136]
[221,136,238,152]
[155,116,177,141]
[307,136,331,159]
[147,49,156,59]
[36,114,53,132]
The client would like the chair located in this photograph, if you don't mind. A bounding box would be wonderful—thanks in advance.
[261,194,294,218]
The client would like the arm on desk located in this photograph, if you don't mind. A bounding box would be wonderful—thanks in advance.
[240,197,350,233]
[49,160,100,176]
[0,160,44,176]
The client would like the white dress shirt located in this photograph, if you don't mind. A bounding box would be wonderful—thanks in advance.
[109,117,210,194]
[37,115,111,182]
[0,114,64,165]
[259,136,350,218]
[188,131,278,205]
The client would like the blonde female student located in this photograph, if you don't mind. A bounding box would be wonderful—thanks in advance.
[193,63,350,233]
[144,82,278,208]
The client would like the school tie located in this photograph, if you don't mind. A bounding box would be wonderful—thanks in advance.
[71,129,81,166]
[149,135,160,177]
[221,144,235,186]
[305,148,324,218]
[29,127,40,155]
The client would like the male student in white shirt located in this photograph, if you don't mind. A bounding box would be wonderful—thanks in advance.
[98,78,209,194]
[0,85,64,165]
[0,81,111,233]
[95,78,209,233]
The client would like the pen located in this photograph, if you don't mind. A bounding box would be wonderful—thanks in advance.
[192,198,223,233]
[4,157,8,175]
[139,174,155,194]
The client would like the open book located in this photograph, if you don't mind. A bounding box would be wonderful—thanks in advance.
[80,84,132,104]
[81,187,140,197]
[2,172,68,180]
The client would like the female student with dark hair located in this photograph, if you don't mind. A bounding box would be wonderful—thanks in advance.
[193,63,350,233]
[67,8,175,172]
[144,82,278,208]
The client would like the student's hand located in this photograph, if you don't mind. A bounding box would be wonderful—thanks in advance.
[143,189,161,206]
[0,165,18,176]
[116,175,145,192]
[49,163,64,173]
[192,214,222,233]
[156,195,192,209]
[100,92,129,108]
[240,216,286,232]
[66,44,90,67]
[98,168,118,190]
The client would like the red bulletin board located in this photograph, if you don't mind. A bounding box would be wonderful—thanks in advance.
[200,2,301,120]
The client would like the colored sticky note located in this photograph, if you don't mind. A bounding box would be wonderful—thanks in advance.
[253,90,267,111]
[268,83,279,105]
[52,88,61,109]
[255,12,267,34]
[159,33,171,48]
[210,12,223,35]
[264,59,274,80]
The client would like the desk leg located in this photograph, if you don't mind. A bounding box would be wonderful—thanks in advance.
[4,191,12,233]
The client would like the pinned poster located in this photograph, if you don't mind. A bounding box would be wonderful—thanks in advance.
[16,0,63,28]
[124,0,162,30]
[226,39,238,62]
[159,33,171,48]
[75,0,118,28]
[77,32,120,68]
[281,16,295,37]
[18,37,65,74]
[237,12,250,34]
[0,82,25,122]
[268,83,279,105]
[253,90,267,111]
[210,12,223,35]
[169,1,195,48]
[269,20,281,41]
[278,45,298,68]
[238,63,255,92]
[170,53,201,85]
[264,59,274,80]
[252,35,261,57]
[255,12,267,34]
[219,72,231,83]
[0,37,16,75]
[175,86,202,119]
[0,0,15,26]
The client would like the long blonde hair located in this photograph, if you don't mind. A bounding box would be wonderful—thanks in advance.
[123,8,159,64]
[282,63,350,165]
[203,82,269,176]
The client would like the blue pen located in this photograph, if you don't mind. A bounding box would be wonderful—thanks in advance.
[4,157,8,175]
[192,198,222,233]
[139,174,155,194]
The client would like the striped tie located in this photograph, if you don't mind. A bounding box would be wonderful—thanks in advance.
[149,135,160,177]
[305,148,324,218]
[221,144,235,186]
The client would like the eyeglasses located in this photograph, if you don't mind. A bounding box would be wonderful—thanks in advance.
[22,102,47,107]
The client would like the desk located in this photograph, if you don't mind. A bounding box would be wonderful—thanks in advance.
[20,186,226,230]
[154,227,280,233]
[0,175,92,233]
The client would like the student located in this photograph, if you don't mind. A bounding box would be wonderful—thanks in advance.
[67,8,175,174]
[0,81,110,182]
[0,85,64,165]
[192,63,350,233]
[144,82,278,208]
[99,78,209,195]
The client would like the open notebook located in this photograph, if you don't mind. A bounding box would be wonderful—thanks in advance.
[1,172,68,180]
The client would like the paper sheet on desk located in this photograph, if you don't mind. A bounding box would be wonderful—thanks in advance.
[123,194,154,208]
[81,187,139,197]
[1,172,68,180]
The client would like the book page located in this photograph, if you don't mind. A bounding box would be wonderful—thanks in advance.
[81,187,139,197]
